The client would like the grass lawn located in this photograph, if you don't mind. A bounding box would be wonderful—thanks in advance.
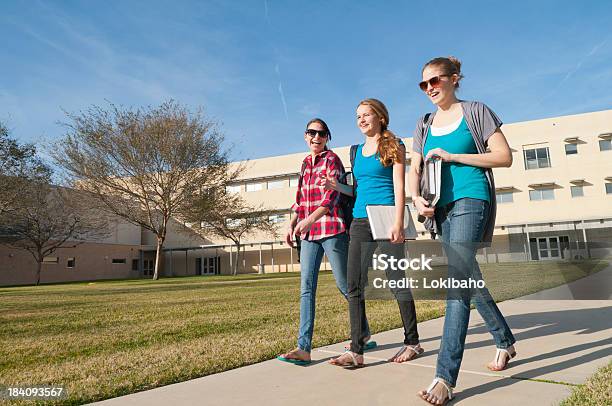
[560,360,612,406]
[0,259,608,405]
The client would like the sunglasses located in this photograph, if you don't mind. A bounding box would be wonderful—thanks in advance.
[419,75,450,92]
[305,129,329,138]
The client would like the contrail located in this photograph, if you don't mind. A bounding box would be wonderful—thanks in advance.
[264,0,271,25]
[276,64,289,120]
[265,1,289,121]
[537,37,610,106]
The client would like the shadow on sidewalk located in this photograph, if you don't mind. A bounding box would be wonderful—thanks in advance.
[431,305,612,404]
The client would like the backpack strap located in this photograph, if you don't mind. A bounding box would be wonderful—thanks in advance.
[349,144,359,197]
[296,160,308,204]
[350,144,358,168]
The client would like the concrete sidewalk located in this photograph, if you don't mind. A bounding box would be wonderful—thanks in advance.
[92,279,612,405]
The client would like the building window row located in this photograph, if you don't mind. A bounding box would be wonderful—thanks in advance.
[227,176,301,193]
[497,182,612,203]
[523,136,611,169]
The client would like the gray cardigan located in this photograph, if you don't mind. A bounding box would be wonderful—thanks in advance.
[412,100,503,245]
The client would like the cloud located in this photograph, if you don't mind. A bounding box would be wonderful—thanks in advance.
[298,103,321,116]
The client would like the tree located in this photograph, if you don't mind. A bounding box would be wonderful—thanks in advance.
[0,179,109,285]
[52,100,240,280]
[188,189,279,275]
[0,122,48,215]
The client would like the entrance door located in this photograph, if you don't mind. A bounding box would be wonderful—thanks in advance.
[195,257,202,275]
[537,237,561,260]
[200,257,219,275]
[143,259,154,276]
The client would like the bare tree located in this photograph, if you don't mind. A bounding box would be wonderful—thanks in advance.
[0,122,49,215]
[189,190,279,275]
[52,100,240,280]
[0,181,109,285]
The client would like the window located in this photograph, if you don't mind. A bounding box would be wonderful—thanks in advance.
[599,139,612,151]
[570,185,584,197]
[529,188,555,201]
[66,257,75,268]
[112,258,126,264]
[42,257,59,264]
[246,182,264,192]
[226,218,242,227]
[289,176,300,187]
[606,183,612,194]
[267,180,285,190]
[269,214,287,223]
[523,147,551,169]
[132,259,139,271]
[226,184,241,193]
[564,143,578,155]
[495,191,513,203]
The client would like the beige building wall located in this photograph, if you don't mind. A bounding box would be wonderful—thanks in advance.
[2,109,610,284]
[204,109,612,269]
[0,242,141,286]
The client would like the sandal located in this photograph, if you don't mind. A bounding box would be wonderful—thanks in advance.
[277,348,312,366]
[487,346,516,371]
[418,378,453,405]
[328,350,364,369]
[388,343,424,363]
[344,335,378,351]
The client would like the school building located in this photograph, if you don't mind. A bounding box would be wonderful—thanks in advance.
[1,109,611,285]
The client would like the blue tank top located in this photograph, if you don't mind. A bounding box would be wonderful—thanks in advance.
[423,118,490,207]
[352,143,396,218]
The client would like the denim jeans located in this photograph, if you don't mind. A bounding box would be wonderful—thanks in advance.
[347,218,419,355]
[298,232,370,352]
[435,198,516,386]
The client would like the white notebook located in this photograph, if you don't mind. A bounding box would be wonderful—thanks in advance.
[365,205,418,241]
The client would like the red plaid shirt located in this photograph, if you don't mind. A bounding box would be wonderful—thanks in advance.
[291,150,346,241]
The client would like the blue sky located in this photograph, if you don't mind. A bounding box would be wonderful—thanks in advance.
[1,0,611,161]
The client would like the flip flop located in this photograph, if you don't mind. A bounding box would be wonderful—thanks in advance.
[276,355,311,366]
[418,378,453,406]
[388,343,424,362]
[487,347,516,371]
[364,340,378,351]
[329,351,364,369]
[344,340,378,351]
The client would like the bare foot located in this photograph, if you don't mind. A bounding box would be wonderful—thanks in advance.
[329,351,364,368]
[389,344,423,363]
[279,348,311,362]
[487,345,516,371]
[417,378,452,405]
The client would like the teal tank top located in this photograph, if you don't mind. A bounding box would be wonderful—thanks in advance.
[352,143,396,218]
[423,118,490,207]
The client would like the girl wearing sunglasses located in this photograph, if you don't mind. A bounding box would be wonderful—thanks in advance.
[278,118,374,365]
[410,56,516,405]
[325,99,422,368]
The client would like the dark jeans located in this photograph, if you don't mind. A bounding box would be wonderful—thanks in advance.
[347,217,419,354]
[435,198,516,386]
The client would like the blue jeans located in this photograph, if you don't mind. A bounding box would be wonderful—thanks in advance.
[435,198,516,386]
[298,232,370,352]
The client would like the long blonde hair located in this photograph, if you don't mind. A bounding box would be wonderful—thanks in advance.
[358,98,402,167]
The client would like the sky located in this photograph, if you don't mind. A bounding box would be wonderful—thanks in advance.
[1,0,612,162]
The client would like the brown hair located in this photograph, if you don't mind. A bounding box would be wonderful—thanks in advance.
[306,117,331,151]
[357,98,402,167]
[422,56,464,88]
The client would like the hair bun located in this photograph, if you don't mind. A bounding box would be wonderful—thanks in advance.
[447,56,462,73]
